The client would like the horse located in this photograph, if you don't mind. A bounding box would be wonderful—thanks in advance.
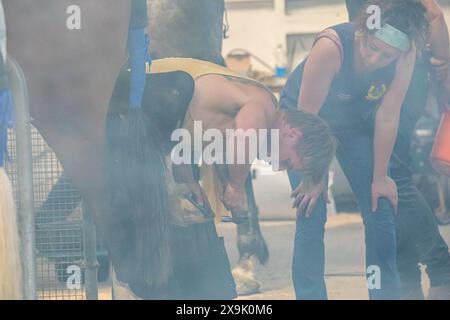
[4,0,268,298]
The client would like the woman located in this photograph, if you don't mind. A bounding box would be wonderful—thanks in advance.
[346,0,450,301]
[280,0,428,299]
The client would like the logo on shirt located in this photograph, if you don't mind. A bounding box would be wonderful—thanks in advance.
[366,83,387,101]
[337,93,352,101]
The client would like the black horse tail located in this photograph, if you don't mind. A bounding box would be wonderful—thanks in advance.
[106,67,197,297]
[106,73,172,293]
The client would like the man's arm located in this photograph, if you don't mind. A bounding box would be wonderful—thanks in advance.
[422,0,449,62]
[421,0,450,111]
[227,99,271,188]
[221,97,273,212]
[290,35,340,216]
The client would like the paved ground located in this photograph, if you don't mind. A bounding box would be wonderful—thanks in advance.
[227,215,450,300]
[219,214,367,300]
[97,214,450,300]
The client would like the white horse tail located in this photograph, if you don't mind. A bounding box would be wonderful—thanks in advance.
[0,167,22,299]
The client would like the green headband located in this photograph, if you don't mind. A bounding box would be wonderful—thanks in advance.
[374,24,411,52]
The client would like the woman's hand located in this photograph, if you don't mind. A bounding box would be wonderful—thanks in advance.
[222,183,248,213]
[371,175,398,213]
[291,179,330,218]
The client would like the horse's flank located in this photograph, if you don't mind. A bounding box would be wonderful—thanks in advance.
[3,0,135,292]
[3,0,130,216]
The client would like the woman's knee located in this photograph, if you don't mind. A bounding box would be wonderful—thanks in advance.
[363,198,397,236]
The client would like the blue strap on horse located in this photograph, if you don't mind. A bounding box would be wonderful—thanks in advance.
[127,28,151,109]
[0,88,14,167]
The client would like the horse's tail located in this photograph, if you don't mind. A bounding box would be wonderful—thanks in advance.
[106,107,172,292]
[0,167,22,299]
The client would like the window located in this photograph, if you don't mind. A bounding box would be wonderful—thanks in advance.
[286,33,316,71]
[225,0,274,10]
[285,0,343,13]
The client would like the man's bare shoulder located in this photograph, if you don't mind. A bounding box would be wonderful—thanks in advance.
[195,73,277,117]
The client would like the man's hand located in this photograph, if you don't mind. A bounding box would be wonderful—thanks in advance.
[291,179,330,218]
[187,181,212,212]
[221,183,248,213]
[430,57,449,83]
[371,176,398,213]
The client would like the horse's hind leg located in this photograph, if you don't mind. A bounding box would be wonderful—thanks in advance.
[233,175,269,296]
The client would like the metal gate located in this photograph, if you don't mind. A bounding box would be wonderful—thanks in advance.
[7,128,87,299]
[6,57,107,300]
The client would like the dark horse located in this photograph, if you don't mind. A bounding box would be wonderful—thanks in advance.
[4,0,267,298]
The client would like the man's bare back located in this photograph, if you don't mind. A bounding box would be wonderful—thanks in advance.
[187,74,278,133]
[172,73,280,215]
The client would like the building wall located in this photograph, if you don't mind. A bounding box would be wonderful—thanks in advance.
[223,0,450,72]
[222,0,349,71]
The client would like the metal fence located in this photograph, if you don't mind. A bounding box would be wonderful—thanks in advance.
[6,58,108,300]
[7,128,86,299]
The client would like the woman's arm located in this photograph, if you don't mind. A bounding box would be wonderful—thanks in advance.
[291,34,341,216]
[297,36,342,113]
[371,47,416,212]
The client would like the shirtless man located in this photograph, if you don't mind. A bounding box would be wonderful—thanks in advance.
[148,58,337,218]
[106,56,337,299]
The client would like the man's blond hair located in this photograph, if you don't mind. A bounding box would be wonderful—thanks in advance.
[283,109,337,190]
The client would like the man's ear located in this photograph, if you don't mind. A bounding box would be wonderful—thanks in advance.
[289,127,303,143]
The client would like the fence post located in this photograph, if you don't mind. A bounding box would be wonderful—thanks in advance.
[7,57,37,300]
[82,202,99,300]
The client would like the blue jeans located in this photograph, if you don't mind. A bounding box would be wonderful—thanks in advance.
[289,127,401,300]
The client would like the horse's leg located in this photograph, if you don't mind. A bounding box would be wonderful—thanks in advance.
[233,175,269,296]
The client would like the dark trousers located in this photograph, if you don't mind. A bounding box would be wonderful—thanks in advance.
[391,61,450,295]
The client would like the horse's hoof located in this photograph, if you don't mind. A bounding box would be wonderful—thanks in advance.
[236,283,261,296]
[232,264,261,296]
[435,210,450,226]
